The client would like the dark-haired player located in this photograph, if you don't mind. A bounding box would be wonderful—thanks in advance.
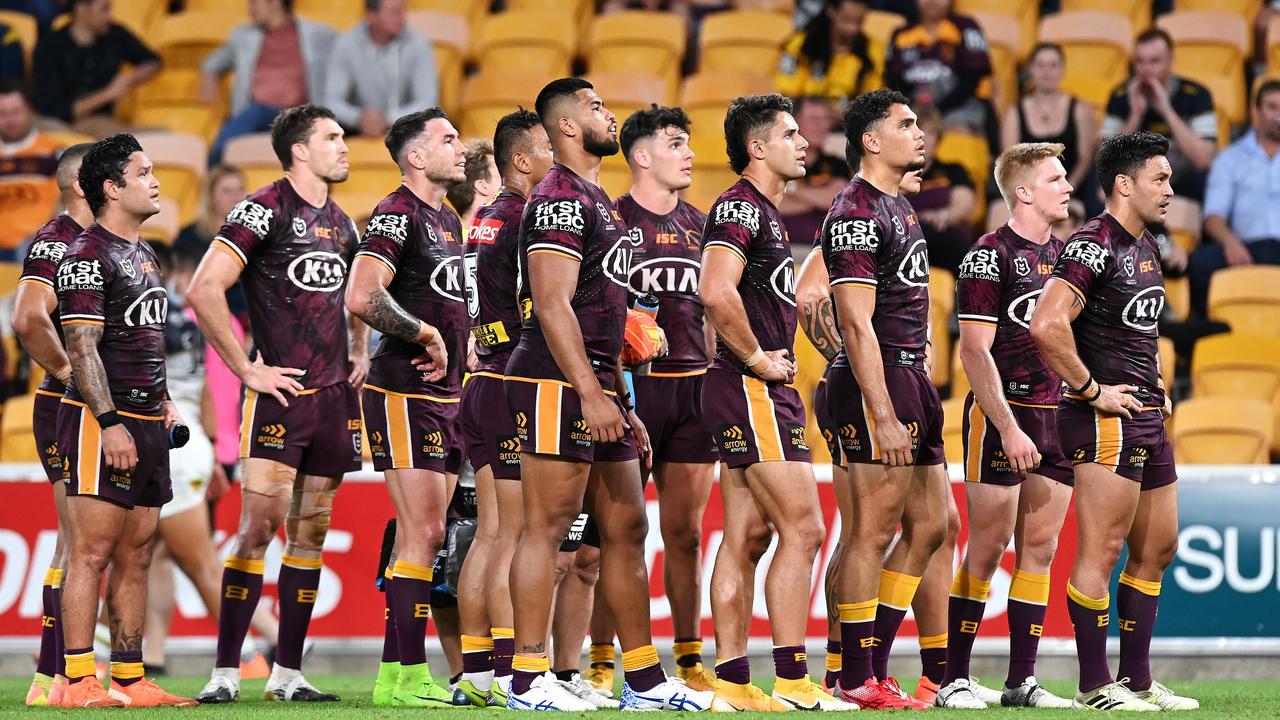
[699,93,851,712]
[14,142,93,708]
[1031,130,1196,712]
[189,104,367,704]
[455,109,554,708]
[934,142,1076,709]
[344,107,468,707]
[502,77,710,711]
[56,133,192,708]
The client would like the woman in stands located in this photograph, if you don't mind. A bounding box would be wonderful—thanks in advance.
[1001,43,1096,198]
[776,0,878,106]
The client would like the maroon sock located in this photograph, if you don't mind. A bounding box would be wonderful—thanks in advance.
[275,561,322,671]
[625,663,665,692]
[871,605,909,681]
[463,649,493,674]
[1006,598,1048,687]
[715,656,750,685]
[1116,576,1160,692]
[494,636,515,678]
[52,587,65,677]
[390,570,433,667]
[36,584,57,677]
[942,596,986,684]
[824,640,841,689]
[512,668,540,695]
[1067,583,1113,693]
[772,645,807,681]
[381,584,399,664]
[215,560,264,668]
[920,645,947,685]
[839,609,876,689]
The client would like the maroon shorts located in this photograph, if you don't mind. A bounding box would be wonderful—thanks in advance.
[702,368,810,469]
[34,390,65,484]
[460,372,521,480]
[240,382,362,477]
[58,401,171,509]
[819,363,945,468]
[504,377,638,464]
[961,393,1073,486]
[633,372,718,465]
[815,374,841,465]
[362,385,462,474]
[1057,401,1176,490]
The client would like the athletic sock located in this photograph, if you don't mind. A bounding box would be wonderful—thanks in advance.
[871,570,922,681]
[838,599,877,688]
[1005,569,1051,687]
[493,627,515,678]
[673,638,702,668]
[714,656,750,685]
[461,634,496,675]
[824,639,841,689]
[275,554,322,671]
[511,655,549,695]
[215,556,264,669]
[36,569,61,678]
[621,645,664,692]
[1116,573,1161,692]
[64,648,95,684]
[942,566,990,684]
[772,645,807,681]
[110,650,143,688]
[918,634,947,685]
[1066,582,1114,693]
[389,561,433,669]
[554,669,577,682]
[380,572,399,664]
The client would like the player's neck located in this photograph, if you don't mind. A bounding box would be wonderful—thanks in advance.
[500,175,533,199]
[555,143,602,186]
[64,199,93,229]
[741,168,786,206]
[628,175,679,216]
[96,207,142,243]
[404,173,447,210]
[857,161,903,197]
[1104,202,1146,240]
[285,171,329,209]
[1007,210,1053,245]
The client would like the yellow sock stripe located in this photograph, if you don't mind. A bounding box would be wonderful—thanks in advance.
[825,651,842,671]
[64,652,96,679]
[589,643,615,664]
[918,633,948,650]
[950,567,992,602]
[281,554,323,570]
[512,655,550,673]
[391,560,434,582]
[111,661,144,680]
[44,568,63,588]
[1119,572,1162,597]
[1009,569,1052,605]
[224,555,265,575]
[1066,582,1110,611]
[838,599,878,623]
[461,635,495,653]
[673,640,702,659]
[621,644,660,671]
[878,570,923,610]
[492,627,515,639]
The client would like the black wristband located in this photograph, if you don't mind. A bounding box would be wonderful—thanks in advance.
[1071,375,1095,395]
[96,410,122,429]
[621,391,634,412]
[1084,381,1103,402]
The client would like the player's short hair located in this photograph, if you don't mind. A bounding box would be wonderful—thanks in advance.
[842,88,911,165]
[446,140,495,217]
[493,108,542,178]
[534,77,593,127]
[993,142,1065,207]
[56,143,94,193]
[724,93,793,174]
[1135,27,1173,51]
[619,105,692,164]
[270,104,338,170]
[78,133,143,215]
[1256,79,1280,108]
[1096,130,1169,196]
[384,107,449,170]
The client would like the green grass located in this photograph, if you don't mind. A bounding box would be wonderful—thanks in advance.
[4,676,1278,718]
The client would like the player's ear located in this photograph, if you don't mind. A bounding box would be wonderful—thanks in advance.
[748,134,766,162]
[861,131,879,157]
[633,145,650,170]
[72,178,85,199]
[1014,183,1033,205]
[557,114,577,140]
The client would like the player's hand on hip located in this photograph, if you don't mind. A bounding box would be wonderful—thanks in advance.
[1090,383,1139,419]
[628,408,653,469]
[1001,426,1040,476]
[413,325,449,383]
[1161,393,1173,420]
[102,424,138,473]
[161,400,184,431]
[348,352,370,389]
[244,362,306,407]
[876,420,913,468]
[582,391,625,444]
[754,349,796,384]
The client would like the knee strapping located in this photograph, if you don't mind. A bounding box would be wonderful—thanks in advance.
[242,460,297,499]
[285,487,337,553]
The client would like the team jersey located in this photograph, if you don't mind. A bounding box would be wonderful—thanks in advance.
[56,224,167,414]
[464,190,526,375]
[956,224,1063,406]
[617,193,709,374]
[1050,212,1166,408]
[212,178,359,391]
[505,164,632,389]
[702,178,796,376]
[19,213,82,393]
[820,176,930,368]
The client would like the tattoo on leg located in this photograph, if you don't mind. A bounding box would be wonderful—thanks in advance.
[108,618,144,652]
[518,643,546,654]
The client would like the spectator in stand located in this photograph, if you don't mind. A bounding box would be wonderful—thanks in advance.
[0,80,64,261]
[30,0,159,137]
[884,0,993,137]
[1189,79,1280,318]
[780,96,849,244]
[324,0,437,139]
[446,140,498,231]
[909,105,976,275]
[1100,28,1217,203]
[1001,43,1095,199]
[201,0,336,163]
[0,23,24,83]
[174,165,249,320]
[600,0,692,19]
[776,0,879,107]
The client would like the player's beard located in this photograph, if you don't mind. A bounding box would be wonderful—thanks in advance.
[583,126,620,158]
[906,157,927,173]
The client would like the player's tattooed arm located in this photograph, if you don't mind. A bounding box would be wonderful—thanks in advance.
[64,323,115,416]
[800,297,841,361]
[362,285,423,343]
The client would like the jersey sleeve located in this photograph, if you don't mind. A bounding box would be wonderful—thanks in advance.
[524,195,591,262]
[19,236,68,289]
[1051,234,1111,303]
[56,247,113,327]
[212,196,279,267]
[821,209,885,288]
[702,198,761,264]
[955,242,1003,325]
[357,209,411,274]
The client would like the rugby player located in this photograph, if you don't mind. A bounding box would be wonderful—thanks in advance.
[344,107,469,706]
[188,105,368,703]
[56,133,192,707]
[700,93,851,712]
[934,142,1077,709]
[447,140,499,231]
[14,143,93,707]
[502,77,710,711]
[1030,130,1197,712]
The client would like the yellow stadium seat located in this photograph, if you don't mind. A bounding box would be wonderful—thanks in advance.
[459,70,554,140]
[863,10,907,70]
[587,12,686,104]
[942,397,965,465]
[734,0,794,12]
[509,0,595,38]
[136,131,207,227]
[223,133,276,168]
[699,10,793,75]
[929,269,955,388]
[473,10,576,76]
[407,11,468,116]
[1039,11,1134,113]
[1269,17,1280,75]
[157,11,241,71]
[583,73,668,128]
[295,0,363,30]
[0,261,20,296]
[0,394,39,463]
[967,11,1021,117]
[599,153,631,200]
[409,0,487,37]
[183,0,249,15]
[1176,0,1262,25]
[330,189,392,227]
[140,198,181,246]
[1207,266,1280,337]
[681,71,774,166]
[241,166,281,194]
[950,344,970,401]
[1059,0,1150,37]
[1166,275,1189,321]
[936,131,990,223]
[112,0,165,38]
[128,71,230,129]
[132,68,203,105]
[1172,397,1273,464]
[345,137,397,171]
[0,10,37,66]
[684,166,739,214]
[955,0,1038,60]
[1158,11,1249,127]
[1191,332,1280,452]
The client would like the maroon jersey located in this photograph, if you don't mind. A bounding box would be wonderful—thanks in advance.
[357,185,467,396]
[1050,213,1166,407]
[505,164,633,388]
[820,177,929,368]
[212,179,358,390]
[618,194,708,374]
[57,224,167,413]
[20,213,82,393]
[465,190,526,374]
[956,224,1063,406]
[702,178,795,375]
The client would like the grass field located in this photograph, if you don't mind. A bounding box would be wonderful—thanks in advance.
[3,677,1278,718]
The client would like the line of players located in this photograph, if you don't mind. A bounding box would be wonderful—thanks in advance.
[16,77,1198,712]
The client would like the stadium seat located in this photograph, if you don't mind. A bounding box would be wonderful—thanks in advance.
[1060,0,1151,37]
[734,0,794,12]
[330,189,392,227]
[1166,275,1190,321]
[0,394,39,463]
[586,12,686,104]
[1172,397,1273,464]
[583,73,668,127]
[949,345,970,401]
[132,68,204,106]
[407,11,468,116]
[345,137,397,171]
[459,70,555,140]
[183,0,249,15]
[1207,266,1280,337]
[967,11,1021,117]
[157,11,240,71]
[941,396,965,465]
[599,153,632,200]
[699,10,793,76]
[0,10,37,66]
[935,131,990,223]
[685,166,739,213]
[1159,336,1176,392]
[1269,18,1280,75]
[140,198,181,246]
[132,101,224,145]
[680,71,774,165]
[1176,0,1262,21]
[295,0,363,30]
[112,0,165,38]
[473,10,576,77]
[135,131,207,227]
[955,0,1038,60]
[863,10,907,70]
[1157,11,1249,127]
[0,261,20,297]
[1191,332,1280,452]
[1039,11,1134,114]
[508,0,595,38]
[409,0,487,36]
[41,130,95,149]
[929,269,955,388]
[223,133,276,168]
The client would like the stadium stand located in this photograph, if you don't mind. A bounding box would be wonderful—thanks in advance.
[1172,396,1273,464]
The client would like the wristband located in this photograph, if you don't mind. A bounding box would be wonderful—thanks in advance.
[1070,375,1095,396]
[621,391,634,412]
[743,346,766,370]
[1084,380,1103,403]
[96,410,122,429]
